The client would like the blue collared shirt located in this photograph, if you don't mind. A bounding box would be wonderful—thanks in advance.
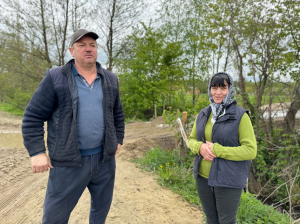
[72,63,105,156]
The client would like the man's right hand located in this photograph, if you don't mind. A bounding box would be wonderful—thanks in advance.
[31,153,53,173]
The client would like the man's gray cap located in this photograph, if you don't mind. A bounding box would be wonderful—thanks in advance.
[69,29,99,47]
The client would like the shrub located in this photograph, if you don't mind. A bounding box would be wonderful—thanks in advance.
[237,192,290,223]
[136,147,292,223]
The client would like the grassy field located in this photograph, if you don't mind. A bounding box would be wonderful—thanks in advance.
[0,103,24,116]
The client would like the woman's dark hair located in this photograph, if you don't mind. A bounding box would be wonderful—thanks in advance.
[210,73,231,87]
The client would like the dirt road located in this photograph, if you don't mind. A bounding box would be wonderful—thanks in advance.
[0,111,203,224]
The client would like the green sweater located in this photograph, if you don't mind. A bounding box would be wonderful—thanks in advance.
[188,111,257,178]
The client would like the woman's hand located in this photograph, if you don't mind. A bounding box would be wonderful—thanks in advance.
[199,143,216,161]
[206,141,214,151]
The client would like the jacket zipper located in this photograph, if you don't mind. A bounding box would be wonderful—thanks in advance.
[66,66,82,167]
[101,74,106,163]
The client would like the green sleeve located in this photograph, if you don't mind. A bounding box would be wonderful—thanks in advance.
[188,115,203,155]
[212,113,257,161]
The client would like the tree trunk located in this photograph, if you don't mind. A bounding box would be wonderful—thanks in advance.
[107,0,116,71]
[169,83,173,106]
[231,37,255,117]
[268,90,273,139]
[193,76,196,108]
[224,35,231,72]
[60,0,69,66]
[284,81,300,133]
[40,0,52,67]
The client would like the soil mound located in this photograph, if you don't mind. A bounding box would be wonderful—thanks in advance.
[121,135,176,160]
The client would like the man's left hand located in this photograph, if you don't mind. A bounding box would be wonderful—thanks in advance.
[115,143,121,156]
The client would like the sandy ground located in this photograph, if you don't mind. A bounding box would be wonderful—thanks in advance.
[0,111,203,224]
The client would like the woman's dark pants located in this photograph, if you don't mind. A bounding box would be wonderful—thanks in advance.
[195,175,242,224]
[42,151,115,224]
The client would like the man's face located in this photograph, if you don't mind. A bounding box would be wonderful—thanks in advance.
[69,36,97,65]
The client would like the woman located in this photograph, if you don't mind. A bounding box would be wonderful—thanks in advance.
[188,72,257,224]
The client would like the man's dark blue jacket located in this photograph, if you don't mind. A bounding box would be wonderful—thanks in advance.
[22,59,125,167]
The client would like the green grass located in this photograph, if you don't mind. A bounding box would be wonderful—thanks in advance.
[0,103,24,116]
[135,147,291,224]
[240,95,291,106]
[135,147,201,205]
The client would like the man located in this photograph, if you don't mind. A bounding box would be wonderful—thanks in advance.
[22,29,125,224]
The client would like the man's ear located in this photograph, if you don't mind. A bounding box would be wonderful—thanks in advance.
[69,47,74,57]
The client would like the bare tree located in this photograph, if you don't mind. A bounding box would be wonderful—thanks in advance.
[93,0,146,71]
[0,0,89,67]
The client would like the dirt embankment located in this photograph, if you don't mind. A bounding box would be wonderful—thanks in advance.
[0,112,203,224]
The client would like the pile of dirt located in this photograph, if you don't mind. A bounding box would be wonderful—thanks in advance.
[121,135,176,160]
[121,116,177,160]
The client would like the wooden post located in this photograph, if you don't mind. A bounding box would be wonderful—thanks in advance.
[154,104,157,118]
[182,112,187,124]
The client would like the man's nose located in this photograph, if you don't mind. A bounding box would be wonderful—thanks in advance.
[85,45,92,51]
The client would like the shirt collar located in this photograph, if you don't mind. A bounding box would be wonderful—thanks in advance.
[72,62,78,76]
[72,62,100,78]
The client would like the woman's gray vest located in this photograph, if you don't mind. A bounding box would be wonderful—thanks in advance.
[193,103,251,189]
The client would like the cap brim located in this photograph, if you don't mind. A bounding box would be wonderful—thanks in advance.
[70,31,99,47]
[74,32,98,42]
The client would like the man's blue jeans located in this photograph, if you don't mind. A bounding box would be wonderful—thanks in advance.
[42,151,115,224]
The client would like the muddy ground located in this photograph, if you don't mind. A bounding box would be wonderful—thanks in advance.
[0,111,203,224]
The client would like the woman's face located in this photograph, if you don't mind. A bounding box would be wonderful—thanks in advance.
[211,80,229,104]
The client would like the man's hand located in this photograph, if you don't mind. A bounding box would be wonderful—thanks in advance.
[115,143,121,156]
[199,142,216,161]
[31,153,53,173]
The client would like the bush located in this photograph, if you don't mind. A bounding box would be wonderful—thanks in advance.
[0,102,24,116]
[136,147,292,223]
[253,130,300,204]
[237,192,290,223]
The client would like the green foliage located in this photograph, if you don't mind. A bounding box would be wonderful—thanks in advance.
[163,96,209,138]
[136,147,180,171]
[117,24,185,120]
[235,94,292,107]
[135,147,201,205]
[0,33,48,115]
[0,103,23,117]
[237,192,290,224]
[136,147,291,223]
[253,130,300,203]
